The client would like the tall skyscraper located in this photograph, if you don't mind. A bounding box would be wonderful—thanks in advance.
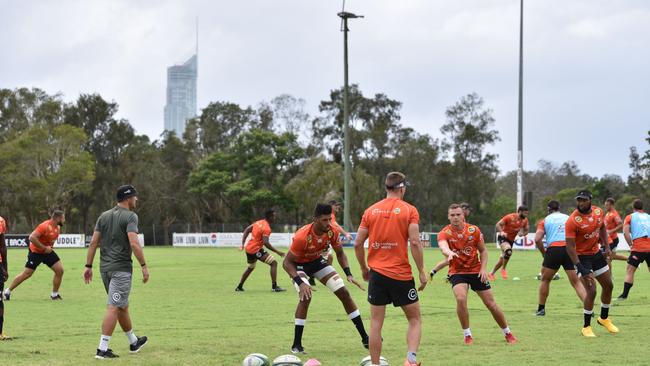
[164,28,198,138]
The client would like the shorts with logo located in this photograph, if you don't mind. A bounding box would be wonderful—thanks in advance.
[578,251,609,277]
[543,246,575,270]
[246,249,269,263]
[296,257,334,280]
[497,235,513,247]
[101,271,132,308]
[449,273,491,292]
[368,269,418,307]
[627,251,650,268]
[25,250,60,270]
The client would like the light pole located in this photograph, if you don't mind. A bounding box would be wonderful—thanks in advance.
[338,10,363,231]
[516,0,524,209]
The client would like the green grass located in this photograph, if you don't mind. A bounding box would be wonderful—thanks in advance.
[0,247,648,365]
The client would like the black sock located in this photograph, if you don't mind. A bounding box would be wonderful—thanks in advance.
[272,282,277,289]
[584,311,592,327]
[351,315,368,339]
[621,282,633,297]
[537,304,545,312]
[237,283,243,289]
[0,315,3,334]
[293,324,304,347]
[601,305,609,319]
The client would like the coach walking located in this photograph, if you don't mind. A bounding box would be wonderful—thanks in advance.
[83,185,149,359]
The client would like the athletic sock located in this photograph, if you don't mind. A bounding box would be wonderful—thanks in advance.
[406,351,417,363]
[293,319,305,347]
[348,310,368,338]
[0,315,4,334]
[99,335,111,351]
[51,292,59,297]
[125,330,138,345]
[463,328,472,337]
[622,282,633,297]
[600,303,610,319]
[583,309,593,327]
[501,326,511,335]
[431,270,437,275]
[272,282,277,289]
[537,304,545,312]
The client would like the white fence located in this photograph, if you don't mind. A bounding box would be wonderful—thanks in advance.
[497,233,630,251]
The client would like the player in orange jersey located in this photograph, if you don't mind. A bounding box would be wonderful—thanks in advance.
[235,209,286,292]
[438,203,517,345]
[603,198,626,264]
[565,190,618,337]
[283,203,367,354]
[488,206,529,280]
[0,215,9,339]
[355,172,427,366]
[616,199,650,300]
[4,210,65,301]
[325,200,353,265]
[430,203,471,279]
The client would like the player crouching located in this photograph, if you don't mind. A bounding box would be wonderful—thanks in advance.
[283,203,369,354]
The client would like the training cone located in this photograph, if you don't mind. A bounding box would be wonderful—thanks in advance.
[304,359,322,366]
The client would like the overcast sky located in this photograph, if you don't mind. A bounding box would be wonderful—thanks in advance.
[2,0,649,179]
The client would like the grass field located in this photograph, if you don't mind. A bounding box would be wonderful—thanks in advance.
[0,246,648,366]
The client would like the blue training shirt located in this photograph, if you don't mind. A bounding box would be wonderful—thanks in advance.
[543,212,569,247]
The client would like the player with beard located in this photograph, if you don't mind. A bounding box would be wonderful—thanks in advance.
[616,199,650,300]
[3,210,66,301]
[430,203,471,279]
[604,198,627,265]
[565,190,619,337]
[534,200,586,316]
[283,203,368,354]
[489,206,529,280]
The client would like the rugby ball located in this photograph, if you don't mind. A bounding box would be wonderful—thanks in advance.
[243,353,270,366]
[272,354,302,366]
[360,355,389,366]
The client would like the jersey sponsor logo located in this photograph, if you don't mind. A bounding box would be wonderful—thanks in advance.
[468,236,474,241]
[445,229,452,235]
[371,209,392,215]
[371,242,398,249]
[575,216,583,223]
[461,245,472,256]
[407,288,417,300]
[583,231,600,240]
[327,230,333,238]
[594,209,602,216]
[393,207,401,214]
[468,226,476,234]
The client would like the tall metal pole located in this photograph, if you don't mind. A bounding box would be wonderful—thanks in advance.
[342,17,352,231]
[516,0,524,209]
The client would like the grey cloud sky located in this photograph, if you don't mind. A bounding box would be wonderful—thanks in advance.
[2,0,648,180]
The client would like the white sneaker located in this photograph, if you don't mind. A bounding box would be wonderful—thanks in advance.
[3,289,10,301]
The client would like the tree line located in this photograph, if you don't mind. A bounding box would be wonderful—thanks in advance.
[0,87,648,244]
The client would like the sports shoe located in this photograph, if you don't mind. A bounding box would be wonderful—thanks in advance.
[362,335,369,349]
[3,289,10,301]
[616,295,627,301]
[505,332,517,344]
[0,333,13,340]
[500,269,508,279]
[235,286,244,292]
[464,335,473,345]
[581,326,596,337]
[488,273,495,281]
[291,345,306,354]
[95,349,119,359]
[597,317,619,333]
[51,294,63,300]
[429,269,436,280]
[272,286,287,292]
[552,273,561,280]
[535,308,546,316]
[403,360,421,366]
[129,335,148,353]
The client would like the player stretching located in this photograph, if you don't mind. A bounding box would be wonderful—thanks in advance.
[438,203,517,345]
[236,210,286,292]
[0,215,10,340]
[534,200,586,316]
[283,203,368,354]
[617,199,650,300]
[604,198,626,265]
[4,210,66,301]
[565,190,618,337]
[489,206,529,280]
[430,203,471,279]
[355,172,427,366]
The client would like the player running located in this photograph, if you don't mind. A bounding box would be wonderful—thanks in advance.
[235,210,286,292]
[565,190,618,337]
[438,203,517,345]
[430,203,471,279]
[533,200,586,316]
[489,206,529,280]
[355,172,428,366]
[283,203,368,354]
[616,199,650,300]
[4,210,66,301]
[0,215,10,340]
[604,198,627,264]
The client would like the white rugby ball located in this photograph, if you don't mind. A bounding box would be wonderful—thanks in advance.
[272,354,302,366]
[360,355,389,366]
[243,353,270,366]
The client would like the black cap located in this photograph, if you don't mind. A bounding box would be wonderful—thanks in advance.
[574,190,592,200]
[116,185,137,202]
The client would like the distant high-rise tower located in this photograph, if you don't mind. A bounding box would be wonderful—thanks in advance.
[164,23,198,138]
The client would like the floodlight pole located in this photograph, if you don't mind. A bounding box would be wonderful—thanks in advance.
[338,11,363,231]
[516,0,524,209]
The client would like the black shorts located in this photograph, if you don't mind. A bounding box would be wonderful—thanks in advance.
[578,251,609,277]
[296,257,332,279]
[609,237,620,250]
[25,250,60,270]
[449,273,491,292]
[368,269,418,307]
[543,246,575,271]
[627,251,650,268]
[245,249,268,263]
[497,235,513,247]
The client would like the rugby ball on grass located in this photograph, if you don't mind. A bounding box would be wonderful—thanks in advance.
[243,353,270,366]
[360,355,389,366]
[272,354,302,365]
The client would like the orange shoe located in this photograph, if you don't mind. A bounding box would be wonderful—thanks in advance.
[488,273,496,281]
[464,335,473,345]
[500,269,508,279]
[505,332,517,344]
[404,360,421,366]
